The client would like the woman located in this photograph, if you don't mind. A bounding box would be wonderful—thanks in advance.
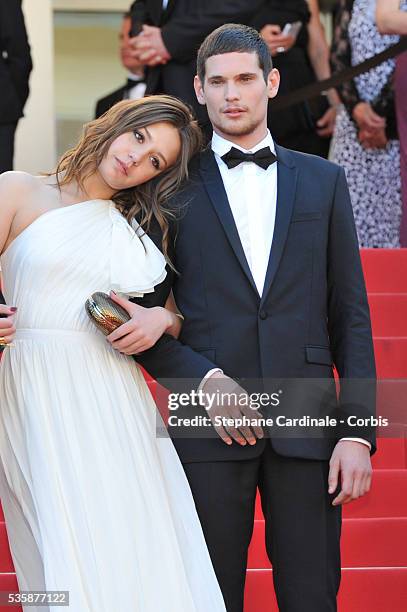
[252,0,341,157]
[330,0,402,248]
[376,0,407,246]
[0,96,227,611]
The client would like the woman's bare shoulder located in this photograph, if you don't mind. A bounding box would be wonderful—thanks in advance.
[0,172,46,210]
[0,170,41,195]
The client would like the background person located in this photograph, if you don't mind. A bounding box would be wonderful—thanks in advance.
[95,11,146,119]
[252,0,341,157]
[330,0,402,247]
[376,0,407,246]
[129,0,264,137]
[0,0,32,173]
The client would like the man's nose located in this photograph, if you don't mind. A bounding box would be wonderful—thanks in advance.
[224,83,240,101]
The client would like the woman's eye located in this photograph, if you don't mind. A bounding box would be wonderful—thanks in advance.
[134,130,144,143]
[151,156,160,170]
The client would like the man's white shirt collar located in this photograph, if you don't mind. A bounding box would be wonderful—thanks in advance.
[211,130,276,162]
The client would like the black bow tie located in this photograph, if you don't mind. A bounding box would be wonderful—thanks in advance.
[221,146,277,170]
[126,78,144,89]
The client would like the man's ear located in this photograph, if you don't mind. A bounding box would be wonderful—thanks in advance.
[194,75,206,106]
[267,68,280,100]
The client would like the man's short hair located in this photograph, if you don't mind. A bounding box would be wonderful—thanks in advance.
[197,23,273,85]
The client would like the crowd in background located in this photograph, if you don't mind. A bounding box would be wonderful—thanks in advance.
[1,0,406,248]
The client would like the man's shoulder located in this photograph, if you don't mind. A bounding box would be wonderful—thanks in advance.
[276,145,343,180]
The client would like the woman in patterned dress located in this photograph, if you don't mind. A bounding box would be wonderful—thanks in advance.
[330,0,402,247]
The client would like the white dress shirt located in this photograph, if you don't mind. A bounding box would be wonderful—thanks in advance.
[199,131,371,450]
[212,129,277,297]
[127,73,147,101]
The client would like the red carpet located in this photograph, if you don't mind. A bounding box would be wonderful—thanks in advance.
[0,248,406,611]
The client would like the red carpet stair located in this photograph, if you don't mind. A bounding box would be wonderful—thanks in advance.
[1,249,407,611]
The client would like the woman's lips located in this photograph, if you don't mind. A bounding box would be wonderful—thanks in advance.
[115,157,128,176]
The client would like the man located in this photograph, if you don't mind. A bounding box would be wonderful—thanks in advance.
[0,0,32,173]
[95,12,146,119]
[129,0,264,134]
[109,24,376,612]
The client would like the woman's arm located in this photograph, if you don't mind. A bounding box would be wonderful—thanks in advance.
[0,172,21,345]
[330,0,362,118]
[107,290,183,355]
[376,0,407,35]
[306,0,341,135]
[307,0,341,106]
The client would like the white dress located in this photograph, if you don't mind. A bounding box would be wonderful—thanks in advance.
[0,199,226,612]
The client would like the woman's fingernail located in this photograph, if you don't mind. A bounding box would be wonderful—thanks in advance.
[10,307,18,312]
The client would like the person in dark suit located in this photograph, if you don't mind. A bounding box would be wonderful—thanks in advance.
[95,12,146,119]
[108,23,376,612]
[128,0,265,135]
[0,0,32,173]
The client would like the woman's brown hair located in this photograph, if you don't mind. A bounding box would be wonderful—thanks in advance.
[53,96,203,263]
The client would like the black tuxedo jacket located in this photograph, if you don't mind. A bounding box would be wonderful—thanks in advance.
[95,85,127,119]
[0,0,32,124]
[135,145,376,463]
[129,0,264,125]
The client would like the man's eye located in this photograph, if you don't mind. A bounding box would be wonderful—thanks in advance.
[134,130,144,143]
[151,156,160,170]
[210,80,222,86]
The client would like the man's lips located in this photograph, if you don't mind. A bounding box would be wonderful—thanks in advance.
[223,108,247,117]
[115,157,128,176]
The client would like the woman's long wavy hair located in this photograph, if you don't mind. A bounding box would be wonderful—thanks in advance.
[52,96,203,264]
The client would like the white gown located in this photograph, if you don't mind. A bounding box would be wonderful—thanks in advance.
[0,199,226,612]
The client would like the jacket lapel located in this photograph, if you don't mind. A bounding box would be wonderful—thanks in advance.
[199,149,259,298]
[260,144,298,305]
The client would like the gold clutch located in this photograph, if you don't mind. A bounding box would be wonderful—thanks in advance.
[85,292,130,335]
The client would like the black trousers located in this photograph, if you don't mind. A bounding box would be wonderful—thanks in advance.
[183,442,341,612]
[0,122,17,174]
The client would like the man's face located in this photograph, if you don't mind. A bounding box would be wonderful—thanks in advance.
[194,52,279,143]
[120,16,143,72]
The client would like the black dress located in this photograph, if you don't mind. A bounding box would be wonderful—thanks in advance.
[251,0,331,157]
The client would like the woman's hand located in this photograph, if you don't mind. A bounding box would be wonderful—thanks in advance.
[0,304,17,346]
[106,292,173,355]
[259,24,296,56]
[358,127,388,150]
[316,106,337,138]
[352,102,386,132]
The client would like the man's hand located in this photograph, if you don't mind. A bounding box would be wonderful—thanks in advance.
[106,292,171,355]
[0,304,17,346]
[130,25,171,66]
[201,372,264,446]
[328,440,373,506]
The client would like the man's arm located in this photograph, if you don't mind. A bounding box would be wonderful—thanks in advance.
[0,0,32,108]
[327,166,377,451]
[161,0,265,62]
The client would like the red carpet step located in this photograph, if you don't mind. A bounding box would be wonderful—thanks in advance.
[368,294,407,337]
[248,517,407,569]
[373,338,407,379]
[361,248,407,293]
[244,568,407,612]
[254,468,407,520]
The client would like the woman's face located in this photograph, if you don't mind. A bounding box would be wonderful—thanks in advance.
[98,121,182,191]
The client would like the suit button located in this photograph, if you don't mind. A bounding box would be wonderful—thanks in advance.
[259,310,268,320]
